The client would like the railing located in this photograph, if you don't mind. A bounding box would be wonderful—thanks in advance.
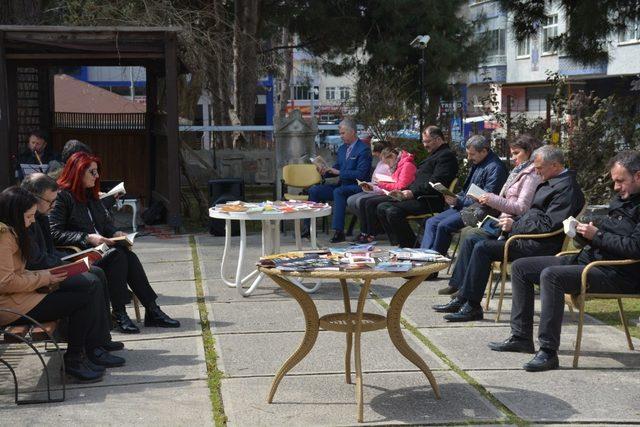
[54,112,146,130]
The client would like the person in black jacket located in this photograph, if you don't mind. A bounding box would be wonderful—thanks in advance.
[376,125,458,247]
[21,173,125,368]
[489,150,640,372]
[433,145,585,322]
[49,152,179,334]
[17,130,61,180]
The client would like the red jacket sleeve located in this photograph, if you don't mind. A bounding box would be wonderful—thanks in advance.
[378,162,417,191]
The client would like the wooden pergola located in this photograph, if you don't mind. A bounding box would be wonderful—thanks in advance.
[0,26,184,228]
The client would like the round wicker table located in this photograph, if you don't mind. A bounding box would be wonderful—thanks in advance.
[259,262,449,423]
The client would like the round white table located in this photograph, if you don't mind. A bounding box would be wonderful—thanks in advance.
[209,206,332,296]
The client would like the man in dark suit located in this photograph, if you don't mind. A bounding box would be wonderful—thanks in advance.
[433,145,585,322]
[489,150,640,372]
[376,125,458,248]
[308,118,372,243]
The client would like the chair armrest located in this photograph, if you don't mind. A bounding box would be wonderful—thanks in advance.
[502,228,564,264]
[578,258,640,298]
[556,250,580,257]
[56,245,81,253]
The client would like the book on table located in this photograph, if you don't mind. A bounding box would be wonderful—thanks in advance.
[390,248,451,262]
[429,182,457,197]
[111,232,138,247]
[374,261,413,272]
[49,257,91,278]
[60,243,109,263]
[477,215,502,237]
[99,182,126,200]
[466,183,486,200]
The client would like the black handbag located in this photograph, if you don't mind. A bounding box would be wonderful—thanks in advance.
[460,202,500,228]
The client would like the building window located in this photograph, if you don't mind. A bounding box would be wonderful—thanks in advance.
[292,85,319,100]
[542,14,558,54]
[619,18,639,42]
[325,86,336,100]
[339,86,350,100]
[486,29,506,57]
[517,37,530,57]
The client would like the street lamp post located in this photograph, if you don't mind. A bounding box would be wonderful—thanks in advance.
[410,35,430,132]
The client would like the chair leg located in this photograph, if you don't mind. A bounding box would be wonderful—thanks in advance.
[617,298,634,350]
[495,263,507,322]
[573,301,586,368]
[484,268,494,311]
[446,234,461,274]
[133,295,142,323]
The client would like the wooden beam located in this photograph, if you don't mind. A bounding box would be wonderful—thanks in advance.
[0,25,181,33]
[146,66,158,205]
[0,31,12,190]
[6,53,164,60]
[164,32,181,230]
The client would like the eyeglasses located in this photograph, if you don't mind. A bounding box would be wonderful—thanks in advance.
[35,194,56,208]
[87,168,99,177]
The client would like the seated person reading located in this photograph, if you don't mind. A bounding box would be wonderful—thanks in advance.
[489,150,640,372]
[17,130,61,180]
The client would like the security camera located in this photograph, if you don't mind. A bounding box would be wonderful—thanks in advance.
[410,35,430,48]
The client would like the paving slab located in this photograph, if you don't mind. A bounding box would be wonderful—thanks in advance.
[150,280,198,307]
[112,303,201,342]
[470,368,640,423]
[135,247,193,264]
[0,380,212,426]
[209,298,386,334]
[216,329,446,377]
[134,235,192,250]
[146,260,195,283]
[221,371,504,426]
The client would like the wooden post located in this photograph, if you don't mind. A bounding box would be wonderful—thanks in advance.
[146,65,158,205]
[164,32,181,231]
[0,31,11,189]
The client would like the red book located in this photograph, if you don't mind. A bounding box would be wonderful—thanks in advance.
[49,257,90,278]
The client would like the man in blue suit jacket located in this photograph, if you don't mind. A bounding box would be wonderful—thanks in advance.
[308,118,372,243]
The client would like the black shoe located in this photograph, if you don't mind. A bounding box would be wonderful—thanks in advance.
[432,297,465,313]
[444,302,484,322]
[144,305,181,328]
[102,340,125,352]
[112,310,140,334]
[329,231,346,243]
[64,352,104,383]
[423,272,439,282]
[437,285,457,294]
[450,290,459,299]
[88,347,126,368]
[523,349,559,372]
[488,335,535,354]
[83,356,106,373]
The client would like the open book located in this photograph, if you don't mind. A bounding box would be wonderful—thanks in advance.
[373,173,395,183]
[563,216,578,238]
[356,180,403,200]
[49,257,90,278]
[310,155,328,171]
[466,183,486,199]
[477,215,502,237]
[60,243,109,264]
[111,232,138,247]
[100,182,126,200]
[429,182,457,197]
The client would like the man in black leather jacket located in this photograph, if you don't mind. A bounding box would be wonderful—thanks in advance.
[21,173,126,370]
[434,145,585,322]
[489,150,640,372]
[376,125,458,247]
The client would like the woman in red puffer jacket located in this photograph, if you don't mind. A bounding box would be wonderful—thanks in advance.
[353,148,417,243]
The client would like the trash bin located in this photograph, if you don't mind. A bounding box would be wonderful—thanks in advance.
[208,178,245,236]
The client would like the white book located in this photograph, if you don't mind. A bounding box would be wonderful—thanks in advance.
[563,216,578,238]
[100,182,126,199]
[466,183,486,199]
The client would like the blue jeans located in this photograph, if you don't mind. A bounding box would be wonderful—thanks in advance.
[307,183,361,232]
[420,207,464,255]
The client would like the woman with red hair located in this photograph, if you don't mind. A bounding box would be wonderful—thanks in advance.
[50,152,179,333]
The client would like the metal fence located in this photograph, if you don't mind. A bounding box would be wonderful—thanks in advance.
[54,112,146,130]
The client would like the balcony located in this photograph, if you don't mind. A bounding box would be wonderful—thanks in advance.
[558,57,607,76]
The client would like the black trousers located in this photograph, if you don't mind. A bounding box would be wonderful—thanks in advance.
[94,246,157,310]
[510,255,639,351]
[376,199,434,247]
[16,276,110,353]
[358,194,392,235]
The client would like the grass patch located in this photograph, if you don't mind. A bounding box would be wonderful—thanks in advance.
[585,299,640,339]
[370,292,527,426]
[189,236,228,426]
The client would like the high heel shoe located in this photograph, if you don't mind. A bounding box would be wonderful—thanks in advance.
[112,309,140,334]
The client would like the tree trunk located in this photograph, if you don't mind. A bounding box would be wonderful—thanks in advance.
[233,0,260,131]
[275,27,293,121]
[0,0,42,24]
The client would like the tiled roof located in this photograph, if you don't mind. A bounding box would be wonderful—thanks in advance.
[54,74,146,113]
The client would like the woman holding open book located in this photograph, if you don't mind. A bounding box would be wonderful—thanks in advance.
[0,187,115,382]
[352,147,417,243]
[438,134,542,296]
[49,152,180,334]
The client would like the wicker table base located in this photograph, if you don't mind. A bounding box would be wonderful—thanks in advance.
[260,263,448,423]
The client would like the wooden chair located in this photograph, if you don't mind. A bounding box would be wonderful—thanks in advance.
[557,256,640,367]
[485,228,573,322]
[57,246,142,322]
[407,178,458,248]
